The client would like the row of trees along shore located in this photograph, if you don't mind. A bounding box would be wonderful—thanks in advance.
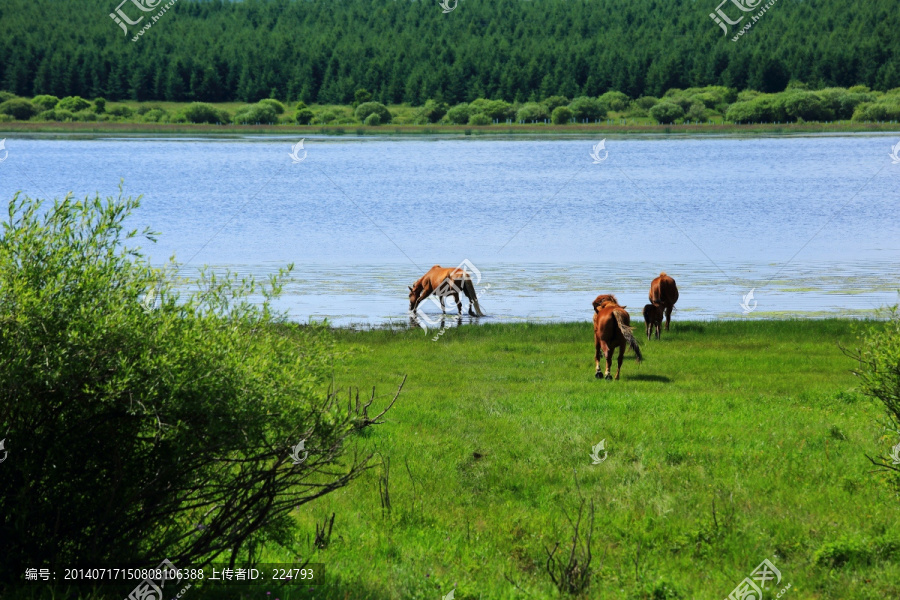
[3,84,900,126]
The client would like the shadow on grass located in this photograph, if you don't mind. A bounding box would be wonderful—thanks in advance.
[627,373,672,383]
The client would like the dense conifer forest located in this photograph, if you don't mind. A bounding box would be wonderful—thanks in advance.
[1,0,898,104]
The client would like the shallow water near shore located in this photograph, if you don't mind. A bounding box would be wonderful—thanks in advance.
[1,133,898,325]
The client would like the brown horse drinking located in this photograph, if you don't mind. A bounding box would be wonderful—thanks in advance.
[649,272,679,331]
[409,265,485,317]
[592,294,643,380]
[642,303,664,341]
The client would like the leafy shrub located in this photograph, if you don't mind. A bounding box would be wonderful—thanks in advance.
[516,102,549,122]
[634,96,659,110]
[295,101,308,111]
[354,101,392,124]
[649,101,684,124]
[851,101,900,122]
[813,536,900,567]
[31,94,60,111]
[568,96,606,122]
[295,108,314,124]
[0,90,15,102]
[92,97,106,113]
[551,106,573,124]
[233,103,279,124]
[0,113,14,123]
[182,102,223,124]
[0,98,38,120]
[364,112,381,126]
[57,95,91,112]
[416,99,448,124]
[37,109,74,122]
[685,103,707,122]
[313,110,338,124]
[774,91,832,122]
[106,105,134,118]
[850,305,900,454]
[0,190,400,579]
[543,95,569,112]
[141,108,168,123]
[445,103,471,124]
[468,98,514,121]
[598,91,630,112]
[725,96,781,123]
[73,110,97,122]
[259,98,285,114]
[468,112,492,125]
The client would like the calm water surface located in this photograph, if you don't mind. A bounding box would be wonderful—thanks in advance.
[1,133,898,325]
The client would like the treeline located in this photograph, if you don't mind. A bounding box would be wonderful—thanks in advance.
[4,84,899,126]
[0,0,899,105]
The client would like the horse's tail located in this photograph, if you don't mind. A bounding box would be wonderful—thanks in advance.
[463,278,485,316]
[613,309,642,363]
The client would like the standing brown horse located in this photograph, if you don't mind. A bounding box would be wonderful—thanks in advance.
[649,272,679,331]
[592,294,643,380]
[642,303,664,341]
[409,265,485,317]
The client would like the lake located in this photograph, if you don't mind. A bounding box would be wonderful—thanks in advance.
[1,133,898,326]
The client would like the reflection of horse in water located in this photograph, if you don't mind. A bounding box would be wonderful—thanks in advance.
[592,294,642,380]
[408,265,485,317]
[649,272,679,331]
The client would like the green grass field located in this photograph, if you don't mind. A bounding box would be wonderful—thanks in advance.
[20,319,898,600]
[233,319,898,600]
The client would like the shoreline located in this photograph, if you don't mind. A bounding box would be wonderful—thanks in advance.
[3,121,900,137]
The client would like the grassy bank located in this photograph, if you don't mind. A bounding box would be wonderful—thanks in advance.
[244,319,896,599]
[3,118,900,137]
[16,320,899,600]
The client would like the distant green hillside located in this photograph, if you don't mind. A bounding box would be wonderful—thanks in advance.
[0,0,898,103]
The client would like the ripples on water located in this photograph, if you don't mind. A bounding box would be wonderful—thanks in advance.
[1,134,898,326]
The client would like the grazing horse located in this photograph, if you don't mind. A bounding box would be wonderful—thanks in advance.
[649,272,679,331]
[409,265,485,317]
[642,303,664,341]
[592,294,643,380]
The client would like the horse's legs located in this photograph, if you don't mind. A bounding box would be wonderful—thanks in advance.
[603,342,613,380]
[645,320,652,341]
[665,305,673,330]
[412,282,433,312]
[594,339,603,378]
[655,320,661,340]
[452,291,462,315]
[614,343,625,380]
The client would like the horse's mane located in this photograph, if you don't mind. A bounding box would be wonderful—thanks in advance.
[659,271,667,277]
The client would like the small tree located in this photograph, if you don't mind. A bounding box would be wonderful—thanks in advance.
[445,103,471,124]
[649,102,685,124]
[296,108,314,124]
[468,112,491,125]
[543,95,569,112]
[31,94,60,111]
[93,97,107,113]
[551,106,573,124]
[364,112,381,126]
[182,102,222,124]
[353,88,372,108]
[515,102,549,123]
[57,95,91,112]
[354,101,391,124]
[416,99,448,124]
[259,98,285,114]
[568,97,606,122]
[233,103,279,124]
[598,91,630,112]
[0,189,402,579]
